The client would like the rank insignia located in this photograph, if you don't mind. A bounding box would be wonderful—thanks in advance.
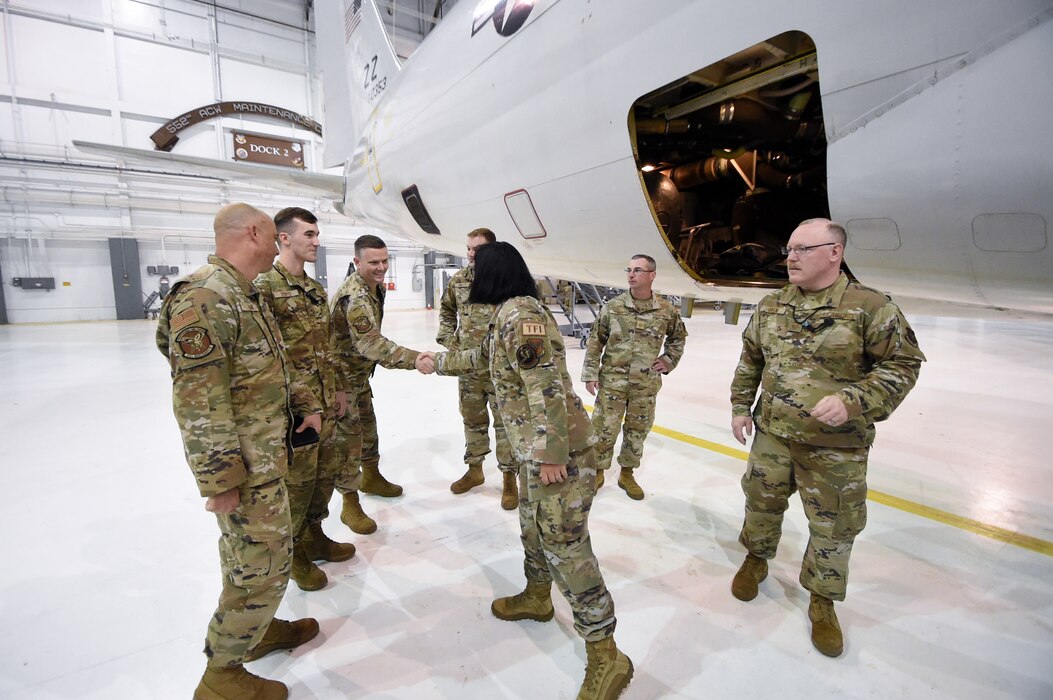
[352,315,373,333]
[175,327,215,359]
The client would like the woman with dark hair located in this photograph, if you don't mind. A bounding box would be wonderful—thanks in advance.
[436,241,633,700]
[465,240,539,304]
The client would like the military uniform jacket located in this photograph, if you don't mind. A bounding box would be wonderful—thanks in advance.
[436,265,498,378]
[330,272,420,392]
[436,265,498,351]
[255,261,337,409]
[156,255,321,497]
[437,296,594,467]
[581,291,688,392]
[730,272,925,448]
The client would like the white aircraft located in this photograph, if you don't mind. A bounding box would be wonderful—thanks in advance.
[78,0,1053,314]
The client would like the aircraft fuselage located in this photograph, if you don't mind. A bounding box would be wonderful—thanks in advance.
[339,0,1053,312]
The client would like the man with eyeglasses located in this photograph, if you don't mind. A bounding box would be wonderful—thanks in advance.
[581,254,688,499]
[729,218,925,658]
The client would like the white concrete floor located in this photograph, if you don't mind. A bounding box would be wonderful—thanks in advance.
[0,305,1050,699]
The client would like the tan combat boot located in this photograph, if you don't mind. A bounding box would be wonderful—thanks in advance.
[500,471,518,510]
[451,462,484,494]
[576,636,634,700]
[595,469,605,489]
[731,553,768,601]
[491,580,555,622]
[616,468,644,500]
[290,542,327,591]
[302,521,356,562]
[244,617,321,662]
[808,594,844,657]
[340,491,378,534]
[193,664,287,700]
[361,464,403,497]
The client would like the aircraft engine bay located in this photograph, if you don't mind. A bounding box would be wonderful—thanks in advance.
[631,31,840,289]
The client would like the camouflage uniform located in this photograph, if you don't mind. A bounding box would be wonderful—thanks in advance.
[582,291,687,470]
[437,297,617,642]
[255,261,340,540]
[156,254,321,668]
[436,265,514,473]
[730,272,925,601]
[330,272,420,490]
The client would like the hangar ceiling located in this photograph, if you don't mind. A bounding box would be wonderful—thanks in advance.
[227,0,462,58]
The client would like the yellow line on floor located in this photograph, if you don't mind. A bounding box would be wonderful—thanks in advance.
[863,491,1053,557]
[649,423,751,461]
[588,408,1053,557]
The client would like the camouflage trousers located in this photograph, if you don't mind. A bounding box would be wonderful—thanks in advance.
[360,387,380,472]
[287,404,340,540]
[591,385,658,470]
[519,453,616,642]
[458,373,514,472]
[328,390,365,497]
[739,428,869,601]
[207,478,292,668]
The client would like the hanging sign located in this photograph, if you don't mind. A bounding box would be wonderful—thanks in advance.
[232,132,305,169]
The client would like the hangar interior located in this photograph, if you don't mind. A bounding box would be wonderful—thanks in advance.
[1,2,1051,700]
[0,0,455,324]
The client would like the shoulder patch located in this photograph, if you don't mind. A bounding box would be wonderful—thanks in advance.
[516,343,540,368]
[521,322,545,336]
[516,337,546,369]
[175,326,215,359]
[905,327,919,347]
[170,305,200,332]
[352,315,373,334]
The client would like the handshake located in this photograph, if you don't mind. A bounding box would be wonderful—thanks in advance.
[415,351,437,375]
[412,345,477,376]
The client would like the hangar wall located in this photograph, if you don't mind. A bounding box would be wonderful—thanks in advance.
[0,0,429,323]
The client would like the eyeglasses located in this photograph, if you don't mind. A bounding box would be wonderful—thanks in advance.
[624,267,655,274]
[781,242,838,256]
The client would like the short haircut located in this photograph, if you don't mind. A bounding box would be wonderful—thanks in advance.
[469,241,539,305]
[800,218,847,246]
[354,234,387,258]
[274,207,317,235]
[631,254,656,270]
[467,227,496,244]
[213,202,268,239]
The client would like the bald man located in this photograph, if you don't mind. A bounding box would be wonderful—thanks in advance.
[157,203,322,700]
[729,218,925,657]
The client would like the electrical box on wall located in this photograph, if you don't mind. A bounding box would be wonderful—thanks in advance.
[147,265,179,276]
[12,277,56,290]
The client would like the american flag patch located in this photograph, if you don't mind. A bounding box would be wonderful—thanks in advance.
[171,305,201,332]
[344,0,362,42]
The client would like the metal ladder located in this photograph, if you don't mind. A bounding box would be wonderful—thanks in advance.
[543,277,622,348]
